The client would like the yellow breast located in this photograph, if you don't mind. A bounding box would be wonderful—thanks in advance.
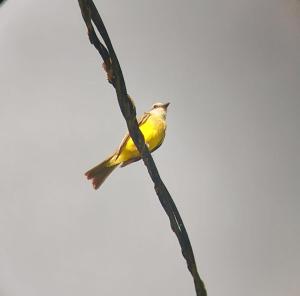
[117,115,166,162]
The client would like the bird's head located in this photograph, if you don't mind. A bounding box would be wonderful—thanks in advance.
[150,102,170,119]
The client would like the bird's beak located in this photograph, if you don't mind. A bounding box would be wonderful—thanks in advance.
[162,102,170,109]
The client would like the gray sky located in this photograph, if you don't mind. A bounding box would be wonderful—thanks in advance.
[1,0,300,295]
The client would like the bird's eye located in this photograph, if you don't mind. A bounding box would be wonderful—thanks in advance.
[153,105,158,108]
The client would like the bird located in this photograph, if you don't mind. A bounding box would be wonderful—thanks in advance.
[85,102,170,189]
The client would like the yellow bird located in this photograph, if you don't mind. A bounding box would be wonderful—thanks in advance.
[85,102,170,189]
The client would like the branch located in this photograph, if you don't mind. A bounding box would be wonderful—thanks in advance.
[78,1,207,295]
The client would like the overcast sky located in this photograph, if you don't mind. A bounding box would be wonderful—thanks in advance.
[1,1,300,295]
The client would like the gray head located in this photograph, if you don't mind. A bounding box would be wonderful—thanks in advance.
[151,102,170,110]
[149,102,170,119]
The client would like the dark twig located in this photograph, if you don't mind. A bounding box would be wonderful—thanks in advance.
[78,1,207,295]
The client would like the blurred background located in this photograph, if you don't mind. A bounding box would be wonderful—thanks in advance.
[0,0,299,295]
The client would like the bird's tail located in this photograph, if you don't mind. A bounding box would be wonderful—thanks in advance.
[85,154,118,190]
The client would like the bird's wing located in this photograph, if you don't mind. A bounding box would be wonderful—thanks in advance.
[115,112,151,160]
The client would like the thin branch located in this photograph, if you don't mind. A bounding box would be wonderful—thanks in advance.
[78,1,207,295]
